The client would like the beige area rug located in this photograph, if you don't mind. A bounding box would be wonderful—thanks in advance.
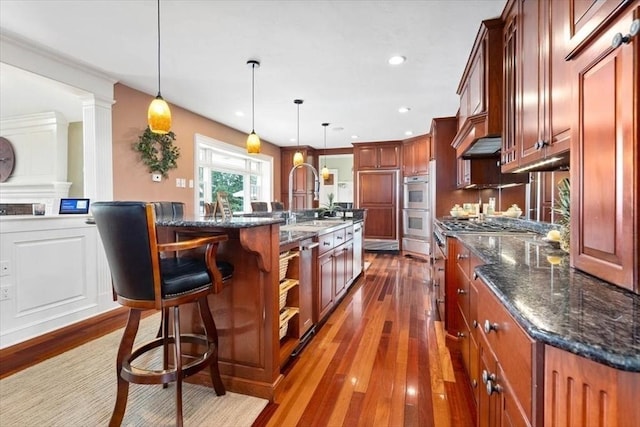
[0,313,268,426]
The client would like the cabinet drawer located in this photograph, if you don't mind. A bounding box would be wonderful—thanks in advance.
[333,228,347,247]
[456,261,470,321]
[318,232,334,255]
[344,225,354,242]
[477,280,533,420]
[455,243,470,277]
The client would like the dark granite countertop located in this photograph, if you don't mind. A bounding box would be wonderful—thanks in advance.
[456,233,640,372]
[156,215,283,228]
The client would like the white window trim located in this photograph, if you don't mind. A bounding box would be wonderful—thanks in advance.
[193,133,273,213]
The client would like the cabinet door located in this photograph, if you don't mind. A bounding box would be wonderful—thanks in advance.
[502,4,519,170]
[358,171,398,240]
[355,146,379,170]
[519,0,545,166]
[317,251,334,322]
[571,4,637,290]
[414,136,430,174]
[333,247,346,299]
[378,145,400,169]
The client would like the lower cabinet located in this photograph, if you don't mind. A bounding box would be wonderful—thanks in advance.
[314,224,358,323]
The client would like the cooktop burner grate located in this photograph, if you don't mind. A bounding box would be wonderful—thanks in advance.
[438,220,529,233]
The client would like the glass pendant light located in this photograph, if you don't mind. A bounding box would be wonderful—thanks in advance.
[321,123,330,180]
[246,60,261,154]
[293,99,304,166]
[148,0,171,134]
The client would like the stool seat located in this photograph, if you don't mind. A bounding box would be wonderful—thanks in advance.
[92,201,230,427]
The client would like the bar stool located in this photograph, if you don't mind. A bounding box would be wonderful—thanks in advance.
[92,201,228,427]
[251,201,268,212]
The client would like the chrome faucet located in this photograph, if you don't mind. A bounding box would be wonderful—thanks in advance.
[288,162,320,223]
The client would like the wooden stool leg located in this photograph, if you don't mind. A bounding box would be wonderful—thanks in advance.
[173,306,184,427]
[162,308,170,389]
[109,309,141,427]
[198,297,226,395]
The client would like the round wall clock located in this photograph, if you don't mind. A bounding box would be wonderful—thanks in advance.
[0,137,16,182]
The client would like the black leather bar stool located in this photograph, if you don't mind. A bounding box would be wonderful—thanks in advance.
[92,201,228,427]
[251,201,268,212]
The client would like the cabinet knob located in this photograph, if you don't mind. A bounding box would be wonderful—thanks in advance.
[438,267,445,272]
[473,272,478,280]
[481,369,496,384]
[456,331,466,339]
[323,241,331,246]
[457,253,467,260]
[472,320,478,329]
[486,380,502,396]
[484,319,498,334]
[612,19,640,48]
[436,298,445,305]
[534,140,548,150]
[472,379,478,388]
[456,288,467,295]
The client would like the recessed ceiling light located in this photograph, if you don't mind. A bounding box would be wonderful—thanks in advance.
[405,131,413,136]
[398,107,411,113]
[235,111,244,117]
[351,135,359,139]
[388,55,406,65]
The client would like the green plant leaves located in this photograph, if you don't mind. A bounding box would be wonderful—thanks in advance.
[133,126,180,178]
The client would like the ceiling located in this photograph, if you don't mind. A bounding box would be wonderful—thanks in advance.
[0,0,506,149]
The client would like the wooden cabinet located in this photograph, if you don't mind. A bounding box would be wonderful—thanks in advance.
[314,224,358,323]
[431,238,447,322]
[402,134,430,176]
[356,170,399,246]
[570,2,639,291]
[353,142,401,170]
[544,344,640,426]
[281,146,316,210]
[501,0,571,173]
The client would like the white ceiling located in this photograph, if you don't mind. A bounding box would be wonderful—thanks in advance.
[0,0,505,149]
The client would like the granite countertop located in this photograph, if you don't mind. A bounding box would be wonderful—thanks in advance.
[456,233,640,372]
[156,215,283,228]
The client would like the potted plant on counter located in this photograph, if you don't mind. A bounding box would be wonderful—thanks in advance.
[320,193,341,217]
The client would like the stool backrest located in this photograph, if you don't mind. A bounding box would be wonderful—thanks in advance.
[271,201,284,211]
[251,202,268,212]
[153,201,185,219]
[92,201,160,305]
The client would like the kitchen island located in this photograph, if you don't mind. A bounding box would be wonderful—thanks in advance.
[445,230,639,426]
[156,214,364,401]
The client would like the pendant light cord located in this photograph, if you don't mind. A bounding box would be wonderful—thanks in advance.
[156,0,162,97]
[251,64,255,132]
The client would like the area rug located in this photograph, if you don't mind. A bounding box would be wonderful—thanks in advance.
[0,313,268,426]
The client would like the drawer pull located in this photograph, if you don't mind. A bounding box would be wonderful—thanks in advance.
[473,272,478,280]
[481,369,496,384]
[437,267,445,272]
[323,241,331,246]
[484,320,498,334]
[486,380,502,396]
[457,253,468,260]
[472,320,478,329]
[456,288,467,295]
[456,332,466,339]
[436,298,445,305]
[472,379,478,388]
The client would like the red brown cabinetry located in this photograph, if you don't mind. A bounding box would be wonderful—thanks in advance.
[402,134,430,176]
[353,142,401,170]
[569,1,639,291]
[501,0,572,173]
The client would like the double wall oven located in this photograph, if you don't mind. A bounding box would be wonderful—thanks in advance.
[402,175,430,258]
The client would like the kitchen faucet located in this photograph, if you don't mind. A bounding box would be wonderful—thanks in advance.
[288,162,320,224]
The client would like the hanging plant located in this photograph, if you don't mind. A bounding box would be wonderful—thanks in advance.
[133,126,180,178]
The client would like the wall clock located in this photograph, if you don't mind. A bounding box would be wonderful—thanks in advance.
[0,137,16,182]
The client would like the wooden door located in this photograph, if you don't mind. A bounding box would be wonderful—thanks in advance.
[377,145,400,169]
[571,3,637,290]
[519,0,545,166]
[358,170,398,240]
[317,251,334,322]
[354,146,378,170]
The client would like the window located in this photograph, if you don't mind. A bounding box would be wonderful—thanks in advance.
[195,134,273,214]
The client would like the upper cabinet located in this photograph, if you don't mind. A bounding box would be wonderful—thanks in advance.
[452,18,504,159]
[353,142,401,170]
[570,1,639,292]
[402,134,430,176]
[501,0,572,173]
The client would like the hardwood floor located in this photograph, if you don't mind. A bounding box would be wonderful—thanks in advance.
[253,252,475,427]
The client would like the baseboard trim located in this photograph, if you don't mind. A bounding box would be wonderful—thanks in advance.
[0,307,149,379]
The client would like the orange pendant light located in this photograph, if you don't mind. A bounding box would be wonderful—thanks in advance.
[293,99,304,166]
[321,122,330,180]
[148,0,171,134]
[246,60,261,154]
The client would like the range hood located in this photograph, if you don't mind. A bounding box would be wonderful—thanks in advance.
[451,112,502,159]
[461,135,502,158]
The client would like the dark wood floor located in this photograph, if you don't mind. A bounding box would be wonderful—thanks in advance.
[253,252,476,427]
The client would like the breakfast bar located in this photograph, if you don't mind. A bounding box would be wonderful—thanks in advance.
[156,213,364,401]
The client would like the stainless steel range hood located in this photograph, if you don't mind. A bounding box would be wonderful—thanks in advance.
[461,135,502,158]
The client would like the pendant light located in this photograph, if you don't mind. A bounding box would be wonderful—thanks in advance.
[246,60,261,154]
[148,0,171,134]
[321,123,330,180]
[293,99,304,166]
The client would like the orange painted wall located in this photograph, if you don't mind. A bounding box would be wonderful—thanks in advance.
[111,83,282,213]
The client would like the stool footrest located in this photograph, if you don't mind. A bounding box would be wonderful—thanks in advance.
[121,334,216,385]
